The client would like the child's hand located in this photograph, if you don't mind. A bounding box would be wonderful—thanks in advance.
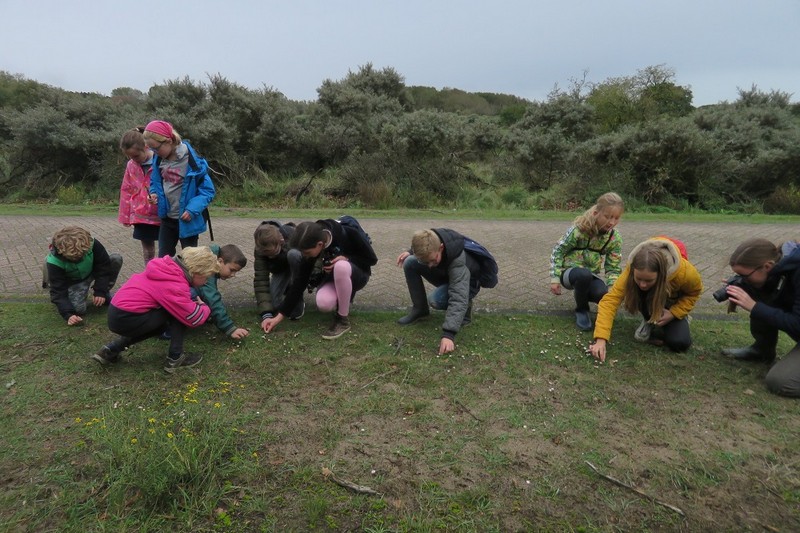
[67,315,83,326]
[322,256,346,273]
[261,313,284,333]
[589,339,606,362]
[92,296,106,307]
[439,337,455,355]
[148,193,158,204]
[396,251,410,266]
[231,328,249,340]
[550,283,562,295]
[180,210,192,222]
[656,309,675,327]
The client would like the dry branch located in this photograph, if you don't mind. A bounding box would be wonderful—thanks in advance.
[322,467,381,496]
[584,461,685,518]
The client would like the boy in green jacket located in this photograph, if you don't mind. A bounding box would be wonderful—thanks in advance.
[196,244,249,340]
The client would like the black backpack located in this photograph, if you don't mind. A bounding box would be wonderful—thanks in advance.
[336,215,373,248]
[463,237,499,289]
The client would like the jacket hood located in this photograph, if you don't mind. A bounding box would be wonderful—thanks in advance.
[433,228,465,265]
[773,240,800,275]
[627,237,682,278]
[145,255,191,284]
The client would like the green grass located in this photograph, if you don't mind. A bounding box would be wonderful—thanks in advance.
[1,202,800,224]
[1,303,799,531]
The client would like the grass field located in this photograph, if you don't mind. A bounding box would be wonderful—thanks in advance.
[1,301,798,532]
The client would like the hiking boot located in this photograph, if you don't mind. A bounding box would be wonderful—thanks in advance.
[397,308,430,325]
[722,346,775,363]
[634,320,653,342]
[163,352,203,373]
[461,301,473,328]
[575,310,592,331]
[91,345,120,366]
[322,314,351,340]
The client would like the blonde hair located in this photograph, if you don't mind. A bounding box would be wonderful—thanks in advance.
[411,229,442,259]
[52,226,92,261]
[574,192,624,237]
[623,242,670,318]
[142,128,183,144]
[178,246,220,277]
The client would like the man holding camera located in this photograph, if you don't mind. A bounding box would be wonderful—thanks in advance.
[720,238,800,397]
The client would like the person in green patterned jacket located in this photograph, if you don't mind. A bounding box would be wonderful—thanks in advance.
[549,193,624,331]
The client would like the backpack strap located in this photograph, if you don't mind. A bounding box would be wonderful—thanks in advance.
[186,150,214,242]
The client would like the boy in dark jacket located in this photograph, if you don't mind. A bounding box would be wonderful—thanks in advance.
[45,226,123,326]
[396,228,483,355]
[195,244,250,340]
[253,221,305,330]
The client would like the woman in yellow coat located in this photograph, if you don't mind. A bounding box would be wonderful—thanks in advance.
[589,237,703,362]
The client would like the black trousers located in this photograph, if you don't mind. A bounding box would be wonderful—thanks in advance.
[106,304,187,357]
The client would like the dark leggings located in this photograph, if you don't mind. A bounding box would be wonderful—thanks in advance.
[638,290,692,352]
[107,304,186,357]
[562,267,608,312]
[158,217,199,258]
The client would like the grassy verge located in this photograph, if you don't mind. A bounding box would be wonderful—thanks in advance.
[1,303,798,531]
[1,203,800,224]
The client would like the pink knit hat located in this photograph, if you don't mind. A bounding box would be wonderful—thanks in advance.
[144,120,173,139]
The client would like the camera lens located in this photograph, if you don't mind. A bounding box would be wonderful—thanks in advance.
[712,286,730,302]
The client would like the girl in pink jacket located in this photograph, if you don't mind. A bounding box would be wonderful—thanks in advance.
[92,246,219,373]
[118,127,161,266]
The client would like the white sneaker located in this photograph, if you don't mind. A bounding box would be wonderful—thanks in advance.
[634,320,653,342]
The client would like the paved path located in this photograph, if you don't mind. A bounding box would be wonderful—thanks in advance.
[1,214,796,316]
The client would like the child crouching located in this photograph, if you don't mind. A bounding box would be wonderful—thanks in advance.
[92,246,219,373]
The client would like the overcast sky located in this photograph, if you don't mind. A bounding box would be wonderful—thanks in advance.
[1,0,797,107]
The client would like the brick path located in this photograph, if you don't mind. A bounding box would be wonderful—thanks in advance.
[1,215,795,316]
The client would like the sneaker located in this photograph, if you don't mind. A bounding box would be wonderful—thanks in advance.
[91,345,120,366]
[163,352,203,373]
[575,310,592,331]
[290,300,305,321]
[634,320,654,342]
[322,314,351,340]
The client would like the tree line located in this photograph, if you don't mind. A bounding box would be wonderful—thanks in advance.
[0,64,798,213]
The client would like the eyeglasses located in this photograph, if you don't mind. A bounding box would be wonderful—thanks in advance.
[739,266,763,280]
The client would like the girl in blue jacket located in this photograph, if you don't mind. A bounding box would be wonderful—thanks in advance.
[144,120,215,258]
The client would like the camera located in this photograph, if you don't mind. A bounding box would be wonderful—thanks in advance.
[322,257,332,267]
[712,274,745,302]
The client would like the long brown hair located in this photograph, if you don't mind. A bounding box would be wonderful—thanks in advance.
[623,242,670,318]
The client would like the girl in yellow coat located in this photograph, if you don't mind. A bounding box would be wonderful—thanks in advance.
[589,237,703,362]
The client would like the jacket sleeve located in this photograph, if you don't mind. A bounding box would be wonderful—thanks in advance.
[196,276,236,335]
[184,172,215,218]
[550,227,577,284]
[90,240,116,299]
[441,251,471,340]
[158,285,211,328]
[603,231,624,287]
[592,265,629,341]
[118,161,136,224]
[343,227,378,269]
[750,268,800,339]
[47,263,75,320]
[278,258,314,317]
[253,254,274,315]
[149,163,166,217]
[667,260,703,320]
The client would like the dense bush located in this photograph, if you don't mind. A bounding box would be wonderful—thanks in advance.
[0,65,798,212]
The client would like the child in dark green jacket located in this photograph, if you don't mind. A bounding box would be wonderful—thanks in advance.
[195,244,249,340]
